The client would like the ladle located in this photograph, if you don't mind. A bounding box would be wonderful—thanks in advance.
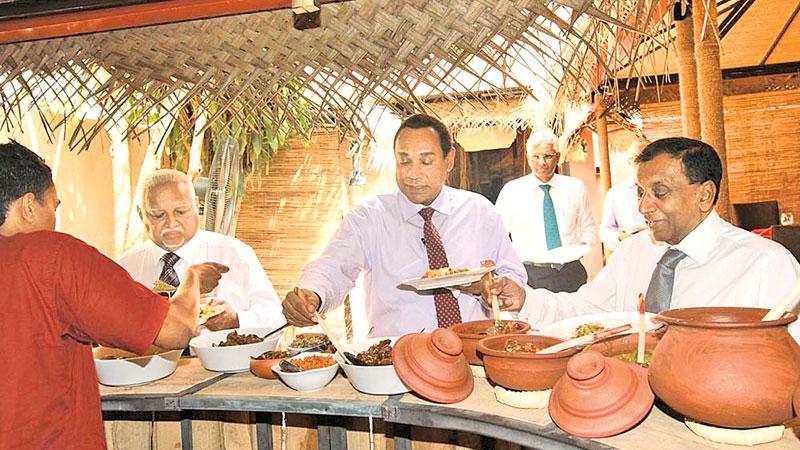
[762,277,800,321]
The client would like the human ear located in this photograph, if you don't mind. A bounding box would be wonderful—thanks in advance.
[697,181,716,212]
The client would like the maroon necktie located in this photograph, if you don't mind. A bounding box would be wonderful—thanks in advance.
[419,207,463,328]
[159,252,181,287]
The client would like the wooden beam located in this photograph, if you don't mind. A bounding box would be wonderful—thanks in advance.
[759,0,800,65]
[0,0,343,45]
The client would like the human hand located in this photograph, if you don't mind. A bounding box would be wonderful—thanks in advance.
[487,276,526,312]
[282,288,321,327]
[203,298,240,331]
[187,262,229,294]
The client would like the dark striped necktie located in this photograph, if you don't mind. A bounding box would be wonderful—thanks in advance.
[419,207,463,328]
[159,252,181,288]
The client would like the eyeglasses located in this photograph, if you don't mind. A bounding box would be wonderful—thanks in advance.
[530,153,559,163]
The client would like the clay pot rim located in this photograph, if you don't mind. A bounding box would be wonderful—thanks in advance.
[654,307,796,329]
[476,334,578,359]
[449,319,532,338]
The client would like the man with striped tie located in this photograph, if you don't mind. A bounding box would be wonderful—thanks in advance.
[495,131,596,293]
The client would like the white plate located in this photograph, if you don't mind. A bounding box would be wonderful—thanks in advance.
[94,346,182,386]
[538,311,658,340]
[335,337,411,395]
[399,266,495,290]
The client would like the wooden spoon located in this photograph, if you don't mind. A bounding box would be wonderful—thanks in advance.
[537,323,632,354]
[762,278,800,321]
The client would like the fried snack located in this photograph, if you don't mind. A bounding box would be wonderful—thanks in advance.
[573,322,605,338]
[421,267,469,279]
[151,279,176,296]
[213,330,264,347]
[293,355,336,371]
[502,339,540,353]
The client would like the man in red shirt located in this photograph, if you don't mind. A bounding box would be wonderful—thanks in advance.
[0,141,228,449]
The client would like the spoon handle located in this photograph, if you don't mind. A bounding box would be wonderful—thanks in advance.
[763,278,800,321]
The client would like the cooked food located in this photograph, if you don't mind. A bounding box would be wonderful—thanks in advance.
[503,339,540,353]
[290,334,331,349]
[346,339,393,366]
[213,330,264,347]
[480,321,527,336]
[421,267,469,279]
[573,322,605,338]
[613,350,654,366]
[199,304,222,322]
[253,350,291,360]
[151,279,176,295]
[293,355,336,371]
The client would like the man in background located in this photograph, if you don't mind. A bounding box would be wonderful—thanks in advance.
[488,137,800,340]
[599,140,649,251]
[495,131,596,293]
[282,114,527,336]
[117,169,284,331]
[0,140,227,449]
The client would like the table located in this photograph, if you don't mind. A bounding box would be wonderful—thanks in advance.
[101,359,800,450]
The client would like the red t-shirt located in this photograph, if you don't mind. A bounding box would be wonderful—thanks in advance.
[0,231,169,449]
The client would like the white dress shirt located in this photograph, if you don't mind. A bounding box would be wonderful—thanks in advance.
[495,173,596,263]
[117,229,285,329]
[518,211,800,341]
[599,181,647,251]
[298,186,528,337]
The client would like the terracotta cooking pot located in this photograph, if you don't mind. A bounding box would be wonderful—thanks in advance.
[585,332,661,366]
[649,307,800,428]
[449,319,531,365]
[794,383,800,418]
[477,334,577,391]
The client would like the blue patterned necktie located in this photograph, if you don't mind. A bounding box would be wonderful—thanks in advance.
[159,252,181,287]
[540,184,562,250]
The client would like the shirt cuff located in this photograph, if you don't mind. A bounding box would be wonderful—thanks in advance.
[518,285,545,324]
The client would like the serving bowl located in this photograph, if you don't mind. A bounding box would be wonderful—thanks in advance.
[649,307,800,428]
[477,334,578,391]
[189,327,281,372]
[250,350,293,380]
[450,319,531,365]
[272,352,339,391]
[93,346,182,386]
[585,332,661,366]
[335,337,410,395]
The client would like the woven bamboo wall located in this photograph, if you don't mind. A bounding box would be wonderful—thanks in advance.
[638,88,800,223]
[235,130,348,297]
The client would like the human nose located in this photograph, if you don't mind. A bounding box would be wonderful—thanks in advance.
[638,192,654,215]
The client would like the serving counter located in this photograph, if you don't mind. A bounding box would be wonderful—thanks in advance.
[101,358,800,450]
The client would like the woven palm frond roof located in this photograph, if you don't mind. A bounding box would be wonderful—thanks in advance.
[0,0,669,150]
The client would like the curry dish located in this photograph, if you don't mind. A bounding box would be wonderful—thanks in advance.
[421,267,469,279]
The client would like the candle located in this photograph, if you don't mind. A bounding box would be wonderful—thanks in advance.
[637,293,646,365]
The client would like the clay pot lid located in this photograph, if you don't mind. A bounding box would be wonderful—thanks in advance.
[391,328,474,404]
[549,350,654,438]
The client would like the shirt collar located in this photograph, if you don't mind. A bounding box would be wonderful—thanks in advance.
[531,173,558,188]
[398,186,454,222]
[147,229,202,262]
[672,210,722,264]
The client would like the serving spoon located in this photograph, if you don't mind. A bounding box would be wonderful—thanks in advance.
[762,277,800,321]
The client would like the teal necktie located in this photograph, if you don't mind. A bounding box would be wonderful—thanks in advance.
[540,184,562,250]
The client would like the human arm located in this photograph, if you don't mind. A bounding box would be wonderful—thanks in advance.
[575,182,597,247]
[599,190,622,251]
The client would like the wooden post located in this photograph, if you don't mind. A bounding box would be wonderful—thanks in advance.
[674,5,701,140]
[693,0,731,221]
[595,95,612,194]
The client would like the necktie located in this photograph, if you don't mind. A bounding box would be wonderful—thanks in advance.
[419,207,463,328]
[540,184,562,250]
[644,249,688,313]
[159,252,181,288]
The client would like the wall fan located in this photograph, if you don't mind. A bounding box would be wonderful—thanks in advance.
[200,136,241,236]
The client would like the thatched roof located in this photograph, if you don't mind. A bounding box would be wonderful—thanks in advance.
[0,0,672,150]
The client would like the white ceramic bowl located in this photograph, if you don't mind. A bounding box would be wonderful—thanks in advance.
[336,337,410,395]
[93,346,182,386]
[189,327,281,372]
[272,352,339,391]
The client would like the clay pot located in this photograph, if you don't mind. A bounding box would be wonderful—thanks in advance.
[585,332,661,366]
[392,328,474,404]
[794,384,800,417]
[549,350,654,438]
[250,351,292,380]
[477,334,577,391]
[449,319,531,365]
[649,307,800,428]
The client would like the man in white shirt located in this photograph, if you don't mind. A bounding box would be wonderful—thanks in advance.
[489,137,800,340]
[599,140,649,251]
[495,131,596,293]
[117,169,285,331]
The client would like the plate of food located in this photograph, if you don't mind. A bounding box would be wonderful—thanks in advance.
[400,265,495,291]
[538,311,658,340]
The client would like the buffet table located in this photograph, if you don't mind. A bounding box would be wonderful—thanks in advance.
[100,358,800,450]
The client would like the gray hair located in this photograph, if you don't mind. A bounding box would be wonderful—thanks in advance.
[140,169,195,208]
[526,131,558,154]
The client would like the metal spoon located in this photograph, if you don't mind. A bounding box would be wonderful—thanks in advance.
[279,359,302,373]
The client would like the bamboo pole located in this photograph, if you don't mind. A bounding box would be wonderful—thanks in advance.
[674,8,701,140]
[595,95,612,194]
[693,0,731,221]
